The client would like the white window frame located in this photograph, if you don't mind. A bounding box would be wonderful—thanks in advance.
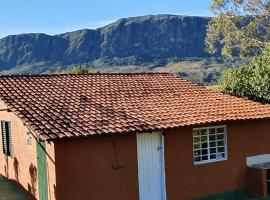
[26,132,33,147]
[192,125,228,165]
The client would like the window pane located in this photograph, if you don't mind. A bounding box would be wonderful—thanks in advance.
[193,137,200,143]
[193,130,200,137]
[209,135,216,141]
[194,143,201,150]
[218,147,224,153]
[201,136,207,143]
[210,148,216,154]
[210,141,216,147]
[217,127,225,133]
[201,129,207,136]
[217,140,224,146]
[209,128,216,135]
[202,149,208,155]
[201,142,208,149]
[194,156,201,162]
[217,134,224,140]
[202,155,208,161]
[194,150,201,157]
[217,152,225,159]
[210,154,216,159]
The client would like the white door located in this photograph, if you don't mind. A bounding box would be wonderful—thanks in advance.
[136,132,166,200]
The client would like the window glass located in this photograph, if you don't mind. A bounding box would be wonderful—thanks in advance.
[193,126,227,164]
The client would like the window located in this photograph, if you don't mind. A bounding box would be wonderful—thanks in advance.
[1,121,12,156]
[26,132,32,146]
[193,126,227,164]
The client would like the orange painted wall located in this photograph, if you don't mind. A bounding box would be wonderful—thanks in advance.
[45,141,57,200]
[164,120,270,199]
[54,120,270,200]
[0,101,56,200]
[247,167,267,197]
[54,135,139,200]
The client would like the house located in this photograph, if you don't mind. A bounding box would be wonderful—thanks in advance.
[0,73,270,200]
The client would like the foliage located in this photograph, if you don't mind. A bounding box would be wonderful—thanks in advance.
[193,189,262,200]
[206,0,270,58]
[67,66,89,74]
[1,58,242,85]
[220,45,270,103]
[55,66,63,74]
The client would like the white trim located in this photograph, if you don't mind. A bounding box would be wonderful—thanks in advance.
[247,154,270,166]
[193,125,226,130]
[136,132,167,200]
[161,134,167,200]
[194,157,227,165]
[193,125,228,165]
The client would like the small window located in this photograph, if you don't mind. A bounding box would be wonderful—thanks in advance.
[193,126,227,164]
[1,121,12,157]
[26,132,32,146]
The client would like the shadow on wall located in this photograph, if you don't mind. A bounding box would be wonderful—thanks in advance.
[4,156,9,178]
[28,163,37,198]
[3,157,35,200]
[13,157,19,182]
[112,137,126,169]
[54,184,56,199]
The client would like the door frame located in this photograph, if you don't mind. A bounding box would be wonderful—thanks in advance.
[136,132,167,200]
[161,133,167,200]
[37,139,48,200]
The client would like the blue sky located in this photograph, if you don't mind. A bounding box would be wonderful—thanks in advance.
[0,0,213,38]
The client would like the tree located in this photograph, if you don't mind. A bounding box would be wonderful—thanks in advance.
[55,66,63,74]
[206,0,270,58]
[220,45,270,103]
[68,66,89,74]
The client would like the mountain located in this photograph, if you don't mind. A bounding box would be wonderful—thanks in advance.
[0,15,213,68]
[0,14,239,84]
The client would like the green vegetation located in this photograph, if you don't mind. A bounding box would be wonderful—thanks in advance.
[193,189,270,200]
[206,84,220,91]
[206,0,270,58]
[207,0,270,103]
[220,45,270,103]
[153,58,242,85]
[66,66,89,74]
[0,57,241,85]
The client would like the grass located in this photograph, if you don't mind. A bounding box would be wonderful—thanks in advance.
[0,175,30,200]
[193,189,270,200]
[0,58,233,85]
[206,85,220,91]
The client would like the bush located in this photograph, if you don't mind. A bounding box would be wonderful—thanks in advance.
[220,46,270,103]
[68,66,89,74]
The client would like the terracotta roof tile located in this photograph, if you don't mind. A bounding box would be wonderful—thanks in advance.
[0,73,270,140]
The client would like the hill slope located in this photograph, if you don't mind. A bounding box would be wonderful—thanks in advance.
[0,15,214,71]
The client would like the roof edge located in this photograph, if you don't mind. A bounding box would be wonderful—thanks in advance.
[0,72,171,78]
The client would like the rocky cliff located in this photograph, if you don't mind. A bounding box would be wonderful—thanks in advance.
[0,14,214,73]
